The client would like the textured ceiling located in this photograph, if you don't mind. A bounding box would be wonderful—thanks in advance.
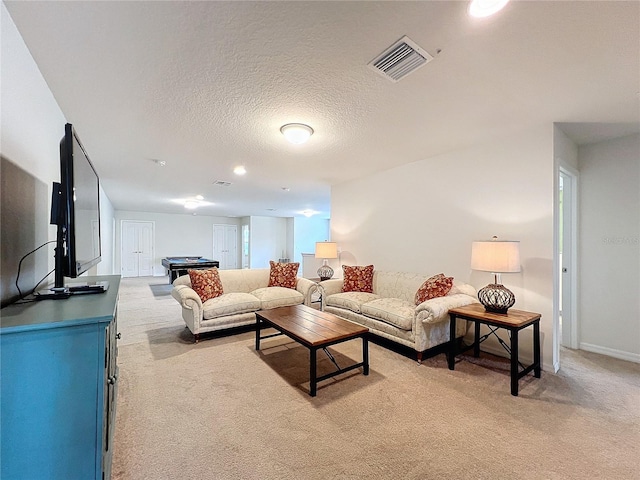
[5,1,639,218]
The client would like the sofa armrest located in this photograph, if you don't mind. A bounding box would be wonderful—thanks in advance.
[318,278,343,296]
[415,294,479,325]
[171,284,204,330]
[295,277,316,305]
[171,284,203,309]
[317,279,344,310]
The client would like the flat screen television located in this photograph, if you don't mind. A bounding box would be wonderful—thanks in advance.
[47,123,104,296]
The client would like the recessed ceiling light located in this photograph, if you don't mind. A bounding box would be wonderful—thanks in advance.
[468,0,509,18]
[280,123,314,144]
[184,201,199,209]
[233,165,247,175]
[301,209,315,217]
[195,195,204,200]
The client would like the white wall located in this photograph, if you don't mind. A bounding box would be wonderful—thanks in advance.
[1,4,63,189]
[249,216,288,268]
[0,4,115,304]
[553,126,579,171]
[292,216,330,265]
[1,6,63,301]
[95,183,115,275]
[114,211,240,276]
[578,133,640,362]
[331,125,555,368]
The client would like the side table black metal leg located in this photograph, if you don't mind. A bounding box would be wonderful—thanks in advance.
[510,328,519,396]
[255,317,261,350]
[448,314,457,370]
[533,320,541,378]
[362,336,369,375]
[474,321,481,357]
[310,347,318,397]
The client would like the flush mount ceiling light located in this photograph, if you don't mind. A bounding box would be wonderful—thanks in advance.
[468,0,510,17]
[280,123,314,144]
[233,165,246,175]
[184,201,199,210]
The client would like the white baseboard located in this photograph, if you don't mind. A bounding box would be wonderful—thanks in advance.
[579,343,640,364]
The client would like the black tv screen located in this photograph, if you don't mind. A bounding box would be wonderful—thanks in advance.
[59,123,101,278]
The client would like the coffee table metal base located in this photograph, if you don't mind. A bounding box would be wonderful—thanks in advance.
[255,306,369,397]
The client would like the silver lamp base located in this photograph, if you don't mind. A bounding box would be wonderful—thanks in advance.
[477,283,515,314]
[317,264,334,281]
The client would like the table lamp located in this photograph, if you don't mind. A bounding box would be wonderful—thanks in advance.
[471,236,521,313]
[315,241,338,281]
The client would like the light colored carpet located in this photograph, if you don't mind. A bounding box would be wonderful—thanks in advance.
[112,277,640,479]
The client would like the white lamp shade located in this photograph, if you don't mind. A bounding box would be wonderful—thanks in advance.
[471,240,520,273]
[315,241,338,259]
[281,123,313,144]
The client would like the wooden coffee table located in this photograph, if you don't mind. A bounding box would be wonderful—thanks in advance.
[255,304,369,396]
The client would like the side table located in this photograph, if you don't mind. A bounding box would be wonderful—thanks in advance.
[447,303,541,396]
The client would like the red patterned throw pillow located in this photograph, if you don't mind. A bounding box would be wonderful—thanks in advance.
[414,273,454,305]
[268,261,300,289]
[188,268,224,302]
[342,265,374,293]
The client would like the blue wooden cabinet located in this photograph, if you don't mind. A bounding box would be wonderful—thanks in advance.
[1,275,120,480]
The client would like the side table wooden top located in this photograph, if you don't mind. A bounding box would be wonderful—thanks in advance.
[449,303,541,328]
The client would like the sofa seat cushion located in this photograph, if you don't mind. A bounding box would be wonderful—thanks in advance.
[360,297,416,330]
[251,287,304,309]
[202,292,261,320]
[325,292,380,314]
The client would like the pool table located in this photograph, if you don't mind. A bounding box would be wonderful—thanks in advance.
[161,257,220,284]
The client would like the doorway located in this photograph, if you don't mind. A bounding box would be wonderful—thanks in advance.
[556,166,579,366]
[121,221,154,277]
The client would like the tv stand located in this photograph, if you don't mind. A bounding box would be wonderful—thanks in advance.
[1,275,120,479]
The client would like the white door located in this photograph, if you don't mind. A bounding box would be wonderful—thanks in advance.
[213,224,238,269]
[121,221,154,277]
[559,169,578,349]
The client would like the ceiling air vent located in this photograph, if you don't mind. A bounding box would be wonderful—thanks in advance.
[368,36,433,82]
[213,180,232,187]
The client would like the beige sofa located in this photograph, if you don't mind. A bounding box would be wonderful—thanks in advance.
[171,268,317,342]
[319,271,479,362]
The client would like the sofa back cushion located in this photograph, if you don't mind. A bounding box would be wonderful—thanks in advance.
[217,268,271,293]
[372,271,429,303]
